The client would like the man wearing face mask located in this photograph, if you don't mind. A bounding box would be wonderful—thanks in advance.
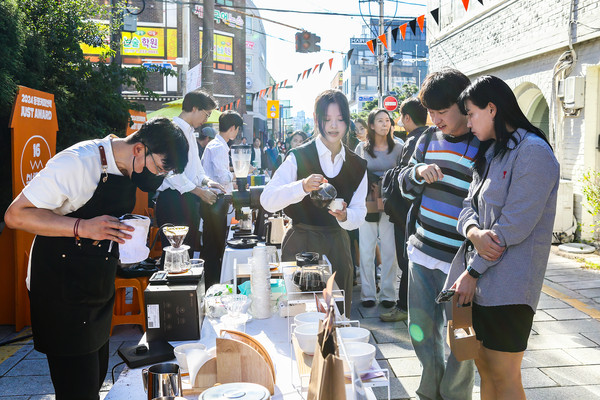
[155,89,223,256]
[4,117,188,400]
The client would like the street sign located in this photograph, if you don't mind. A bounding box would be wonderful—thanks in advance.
[267,100,280,119]
[384,96,398,111]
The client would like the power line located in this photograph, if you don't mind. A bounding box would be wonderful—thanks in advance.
[152,0,424,18]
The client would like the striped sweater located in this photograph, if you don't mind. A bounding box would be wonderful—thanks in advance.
[399,129,480,263]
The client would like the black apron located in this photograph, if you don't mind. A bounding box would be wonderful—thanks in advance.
[29,145,136,356]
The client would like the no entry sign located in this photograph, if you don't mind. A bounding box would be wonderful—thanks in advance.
[384,96,398,111]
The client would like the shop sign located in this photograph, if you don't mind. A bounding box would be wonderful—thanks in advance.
[246,41,255,49]
[126,110,147,136]
[192,5,244,30]
[215,10,244,30]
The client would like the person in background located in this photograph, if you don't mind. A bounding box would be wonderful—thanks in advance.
[355,108,403,308]
[264,139,280,175]
[399,69,478,399]
[260,89,368,313]
[287,130,309,150]
[380,97,428,322]
[447,75,559,400]
[155,89,224,256]
[355,118,368,143]
[201,110,243,287]
[250,137,265,172]
[4,118,188,400]
[241,137,247,145]
[197,126,216,160]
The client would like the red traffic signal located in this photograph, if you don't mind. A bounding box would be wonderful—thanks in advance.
[295,31,320,53]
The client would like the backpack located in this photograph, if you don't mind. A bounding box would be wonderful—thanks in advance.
[382,128,434,227]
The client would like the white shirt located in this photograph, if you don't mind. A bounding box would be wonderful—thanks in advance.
[22,136,122,215]
[407,243,452,274]
[157,116,207,194]
[253,147,262,169]
[22,136,123,290]
[260,137,368,231]
[201,134,234,194]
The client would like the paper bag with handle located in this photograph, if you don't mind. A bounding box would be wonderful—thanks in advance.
[446,295,480,362]
[307,273,346,400]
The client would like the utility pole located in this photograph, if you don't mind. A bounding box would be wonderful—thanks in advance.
[201,0,214,94]
[111,0,123,95]
[377,0,384,108]
[181,0,191,94]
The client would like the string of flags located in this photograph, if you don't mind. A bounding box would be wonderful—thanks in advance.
[430,0,485,25]
[364,14,425,55]
[218,98,243,112]
[363,0,486,55]
[247,55,339,104]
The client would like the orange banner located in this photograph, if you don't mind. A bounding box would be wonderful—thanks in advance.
[7,86,58,329]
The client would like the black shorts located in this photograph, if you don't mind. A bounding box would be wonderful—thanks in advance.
[472,303,534,353]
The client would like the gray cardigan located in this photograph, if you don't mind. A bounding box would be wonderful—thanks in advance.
[444,129,559,311]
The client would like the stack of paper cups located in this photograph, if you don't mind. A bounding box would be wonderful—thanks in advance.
[250,245,272,319]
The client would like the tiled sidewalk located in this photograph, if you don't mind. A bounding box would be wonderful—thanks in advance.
[0,250,599,399]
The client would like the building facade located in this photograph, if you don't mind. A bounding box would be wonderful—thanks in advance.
[84,0,248,118]
[426,0,600,238]
[244,0,269,141]
[343,19,428,113]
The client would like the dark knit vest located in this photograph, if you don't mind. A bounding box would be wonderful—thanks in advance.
[284,140,367,227]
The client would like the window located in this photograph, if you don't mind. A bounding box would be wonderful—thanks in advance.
[246,56,252,73]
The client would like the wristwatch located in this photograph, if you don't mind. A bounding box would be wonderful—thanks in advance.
[467,266,481,279]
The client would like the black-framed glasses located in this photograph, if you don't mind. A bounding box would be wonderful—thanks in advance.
[144,146,169,176]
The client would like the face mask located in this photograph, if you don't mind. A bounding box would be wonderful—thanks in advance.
[130,149,165,192]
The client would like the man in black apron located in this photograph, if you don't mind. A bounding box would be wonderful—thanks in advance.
[4,118,188,400]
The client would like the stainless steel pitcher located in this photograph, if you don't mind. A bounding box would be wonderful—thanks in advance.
[142,363,182,400]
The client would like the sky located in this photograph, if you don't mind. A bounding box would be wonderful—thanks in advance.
[250,0,428,116]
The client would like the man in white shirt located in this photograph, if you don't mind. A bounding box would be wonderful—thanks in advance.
[200,110,243,287]
[155,89,223,255]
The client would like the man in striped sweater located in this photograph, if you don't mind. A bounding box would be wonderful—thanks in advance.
[399,69,479,400]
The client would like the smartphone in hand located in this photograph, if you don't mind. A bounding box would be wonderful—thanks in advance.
[435,289,456,304]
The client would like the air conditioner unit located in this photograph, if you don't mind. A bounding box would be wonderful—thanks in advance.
[563,76,585,109]
[553,179,575,239]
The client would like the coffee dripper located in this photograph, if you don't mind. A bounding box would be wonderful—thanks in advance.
[162,226,191,274]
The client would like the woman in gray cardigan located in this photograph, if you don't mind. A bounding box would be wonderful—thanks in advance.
[446,76,559,400]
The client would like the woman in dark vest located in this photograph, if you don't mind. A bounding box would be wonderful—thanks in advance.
[4,118,188,400]
[260,89,368,313]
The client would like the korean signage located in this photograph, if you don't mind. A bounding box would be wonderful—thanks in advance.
[199,31,234,71]
[350,38,368,44]
[192,5,244,30]
[246,41,255,49]
[81,26,178,61]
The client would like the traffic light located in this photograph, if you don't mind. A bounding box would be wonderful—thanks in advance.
[295,31,311,53]
[308,33,321,53]
[295,31,320,53]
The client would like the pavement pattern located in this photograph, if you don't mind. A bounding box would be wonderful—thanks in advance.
[0,248,598,399]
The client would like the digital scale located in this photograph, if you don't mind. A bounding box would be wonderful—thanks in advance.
[148,267,205,285]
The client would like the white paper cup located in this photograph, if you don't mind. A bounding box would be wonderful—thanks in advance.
[328,198,344,212]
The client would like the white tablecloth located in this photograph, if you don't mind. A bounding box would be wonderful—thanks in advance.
[219,246,254,283]
[106,314,306,400]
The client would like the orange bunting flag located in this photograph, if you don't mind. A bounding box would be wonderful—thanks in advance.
[378,33,388,49]
[400,23,407,40]
[328,58,334,70]
[266,86,272,96]
[314,64,320,73]
[302,69,308,79]
[417,15,425,32]
[367,39,375,55]
[283,79,288,87]
[236,99,241,108]
[462,0,469,11]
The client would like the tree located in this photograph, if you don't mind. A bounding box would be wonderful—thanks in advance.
[0,0,171,219]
